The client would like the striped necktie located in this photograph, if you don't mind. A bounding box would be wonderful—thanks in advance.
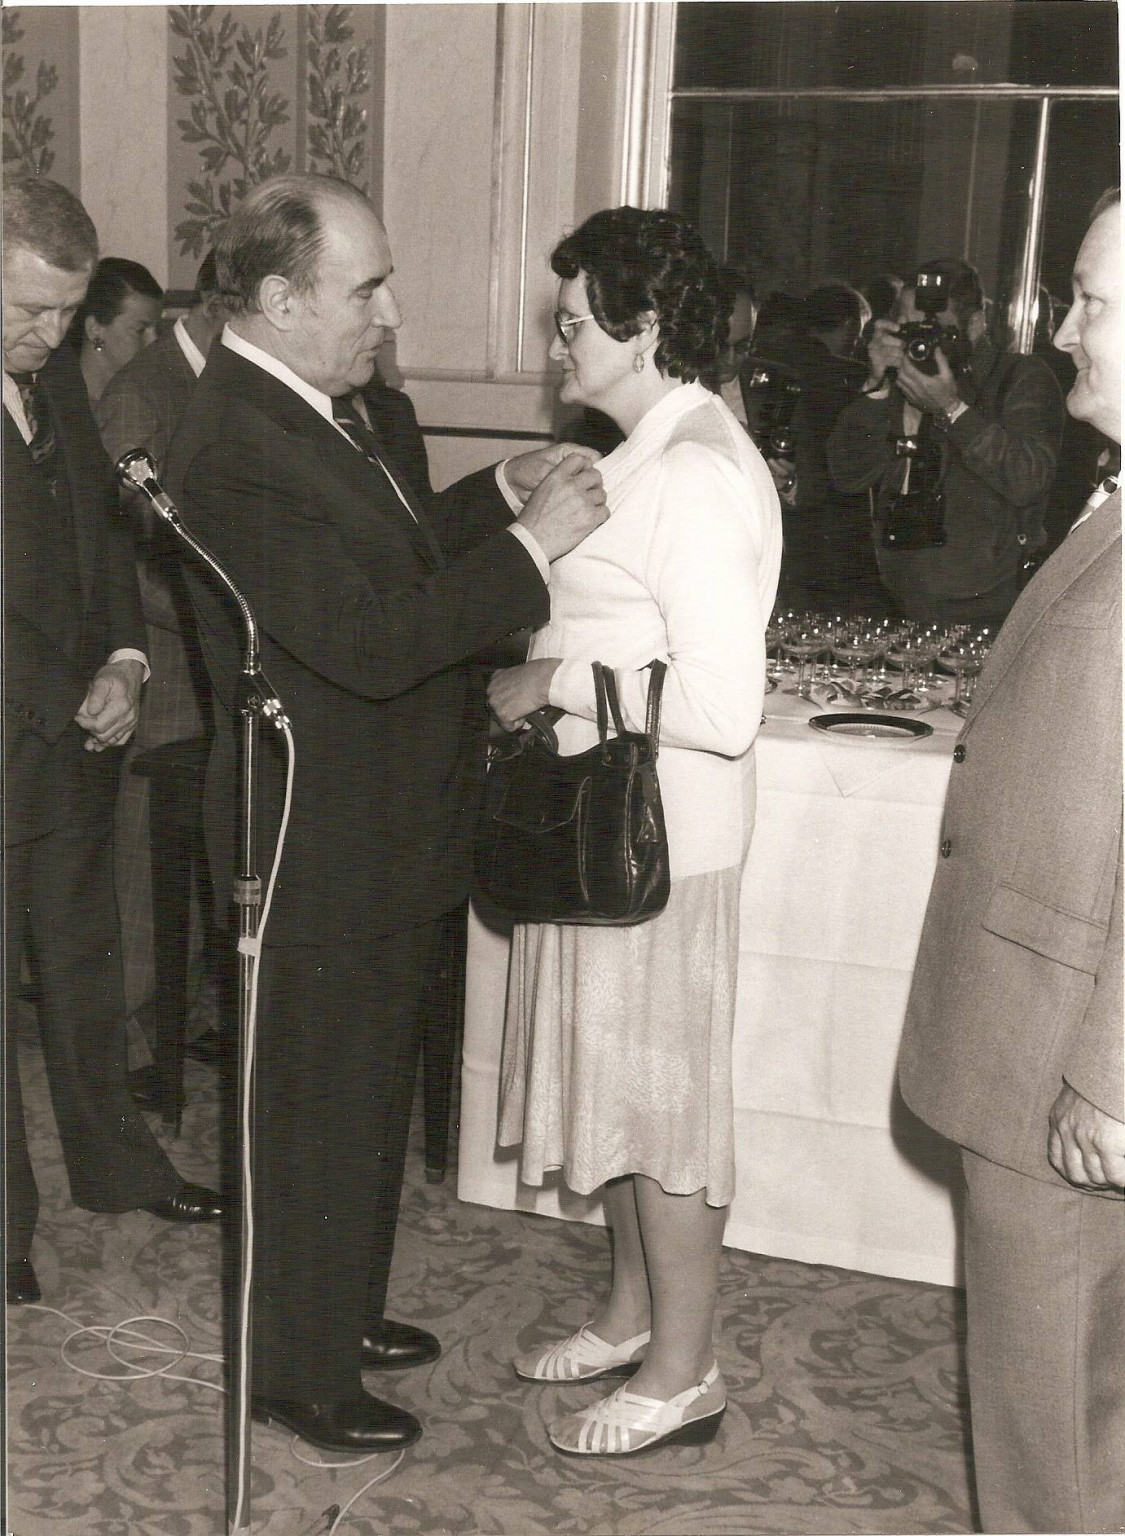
[10,371,57,484]
[330,393,444,566]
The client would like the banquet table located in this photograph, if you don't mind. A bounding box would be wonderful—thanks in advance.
[458,674,967,1287]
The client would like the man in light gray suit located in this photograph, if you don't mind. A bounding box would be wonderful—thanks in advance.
[898,190,1123,1534]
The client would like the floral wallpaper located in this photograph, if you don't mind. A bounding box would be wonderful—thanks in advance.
[1,6,79,190]
[168,4,380,279]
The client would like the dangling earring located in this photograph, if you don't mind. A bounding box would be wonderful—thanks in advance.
[92,337,104,351]
[632,351,645,374]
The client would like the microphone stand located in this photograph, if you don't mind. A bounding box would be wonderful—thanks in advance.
[115,451,289,1535]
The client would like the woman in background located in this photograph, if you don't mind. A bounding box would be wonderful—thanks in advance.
[489,207,782,1457]
[69,256,162,405]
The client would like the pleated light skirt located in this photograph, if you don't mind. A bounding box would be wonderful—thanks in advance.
[498,865,742,1207]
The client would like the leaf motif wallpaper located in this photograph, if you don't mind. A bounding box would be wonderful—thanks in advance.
[1,6,79,190]
[166,3,382,287]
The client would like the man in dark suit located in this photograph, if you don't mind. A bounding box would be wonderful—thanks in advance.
[3,177,221,1308]
[165,173,606,1453]
[95,253,224,1032]
[897,192,1123,1532]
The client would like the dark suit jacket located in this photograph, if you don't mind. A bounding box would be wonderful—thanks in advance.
[96,327,197,484]
[3,344,146,845]
[165,342,549,946]
[898,491,1123,1187]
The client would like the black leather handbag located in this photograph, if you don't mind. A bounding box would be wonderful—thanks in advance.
[474,660,669,925]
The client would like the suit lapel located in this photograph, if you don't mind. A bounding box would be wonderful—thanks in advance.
[967,490,1121,726]
[213,346,443,571]
[37,349,103,611]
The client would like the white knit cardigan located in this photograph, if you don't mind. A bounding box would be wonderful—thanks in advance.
[537,380,783,879]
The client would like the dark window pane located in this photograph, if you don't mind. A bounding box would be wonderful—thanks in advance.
[674,2,1118,91]
[668,95,1119,347]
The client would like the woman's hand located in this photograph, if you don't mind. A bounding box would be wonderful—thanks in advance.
[487,659,563,732]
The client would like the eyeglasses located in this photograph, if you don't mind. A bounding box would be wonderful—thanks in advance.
[553,311,596,346]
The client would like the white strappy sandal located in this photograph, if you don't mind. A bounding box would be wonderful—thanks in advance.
[514,1324,650,1382]
[547,1362,726,1455]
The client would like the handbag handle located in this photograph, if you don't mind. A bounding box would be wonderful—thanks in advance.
[593,660,667,758]
[522,704,563,753]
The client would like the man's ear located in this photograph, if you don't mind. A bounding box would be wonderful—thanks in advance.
[967,309,988,345]
[258,274,296,331]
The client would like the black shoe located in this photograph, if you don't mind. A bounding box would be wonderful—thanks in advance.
[361,1319,442,1371]
[6,1257,41,1305]
[250,1391,422,1453]
[141,1182,222,1223]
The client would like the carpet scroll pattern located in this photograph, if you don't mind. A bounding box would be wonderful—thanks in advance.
[5,1019,974,1535]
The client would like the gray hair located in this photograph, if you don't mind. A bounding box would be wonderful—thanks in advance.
[4,176,98,272]
[216,173,371,316]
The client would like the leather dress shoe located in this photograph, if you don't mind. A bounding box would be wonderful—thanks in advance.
[6,1257,41,1305]
[361,1319,441,1371]
[141,1182,222,1223]
[250,1390,421,1453]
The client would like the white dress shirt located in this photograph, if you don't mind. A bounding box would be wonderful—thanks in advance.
[173,314,208,378]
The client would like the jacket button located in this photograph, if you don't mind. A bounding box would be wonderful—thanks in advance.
[953,744,966,763]
[940,838,952,858]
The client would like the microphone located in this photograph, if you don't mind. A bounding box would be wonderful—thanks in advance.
[115,448,180,522]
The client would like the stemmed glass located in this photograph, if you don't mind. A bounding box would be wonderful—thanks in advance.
[764,614,784,688]
[831,624,883,694]
[783,624,827,700]
[941,638,985,714]
[884,632,924,697]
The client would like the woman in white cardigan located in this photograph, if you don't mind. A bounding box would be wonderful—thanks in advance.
[488,207,782,1457]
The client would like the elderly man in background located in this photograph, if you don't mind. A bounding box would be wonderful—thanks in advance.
[3,178,221,1308]
[96,252,225,1050]
[897,190,1123,1533]
[828,255,1066,630]
[166,172,607,1454]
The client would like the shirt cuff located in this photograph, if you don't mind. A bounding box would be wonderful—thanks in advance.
[495,459,524,513]
[107,648,151,684]
[507,522,550,585]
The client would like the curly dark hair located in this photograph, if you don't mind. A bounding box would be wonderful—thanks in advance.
[550,207,727,387]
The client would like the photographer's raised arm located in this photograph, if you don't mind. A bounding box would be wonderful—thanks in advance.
[934,356,1065,509]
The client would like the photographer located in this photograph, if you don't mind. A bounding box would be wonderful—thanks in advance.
[827,258,1065,629]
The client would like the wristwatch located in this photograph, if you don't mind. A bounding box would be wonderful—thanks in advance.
[933,400,969,432]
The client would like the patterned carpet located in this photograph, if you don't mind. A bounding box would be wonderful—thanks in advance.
[5,1015,976,1536]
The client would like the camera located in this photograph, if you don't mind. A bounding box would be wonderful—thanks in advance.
[745,360,802,457]
[880,426,946,549]
[895,267,962,375]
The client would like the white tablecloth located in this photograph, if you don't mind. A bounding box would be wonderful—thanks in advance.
[458,683,965,1287]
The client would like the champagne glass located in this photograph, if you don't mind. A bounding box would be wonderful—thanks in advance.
[942,640,984,714]
[783,625,826,700]
[764,614,784,687]
[884,632,922,694]
[830,626,871,694]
